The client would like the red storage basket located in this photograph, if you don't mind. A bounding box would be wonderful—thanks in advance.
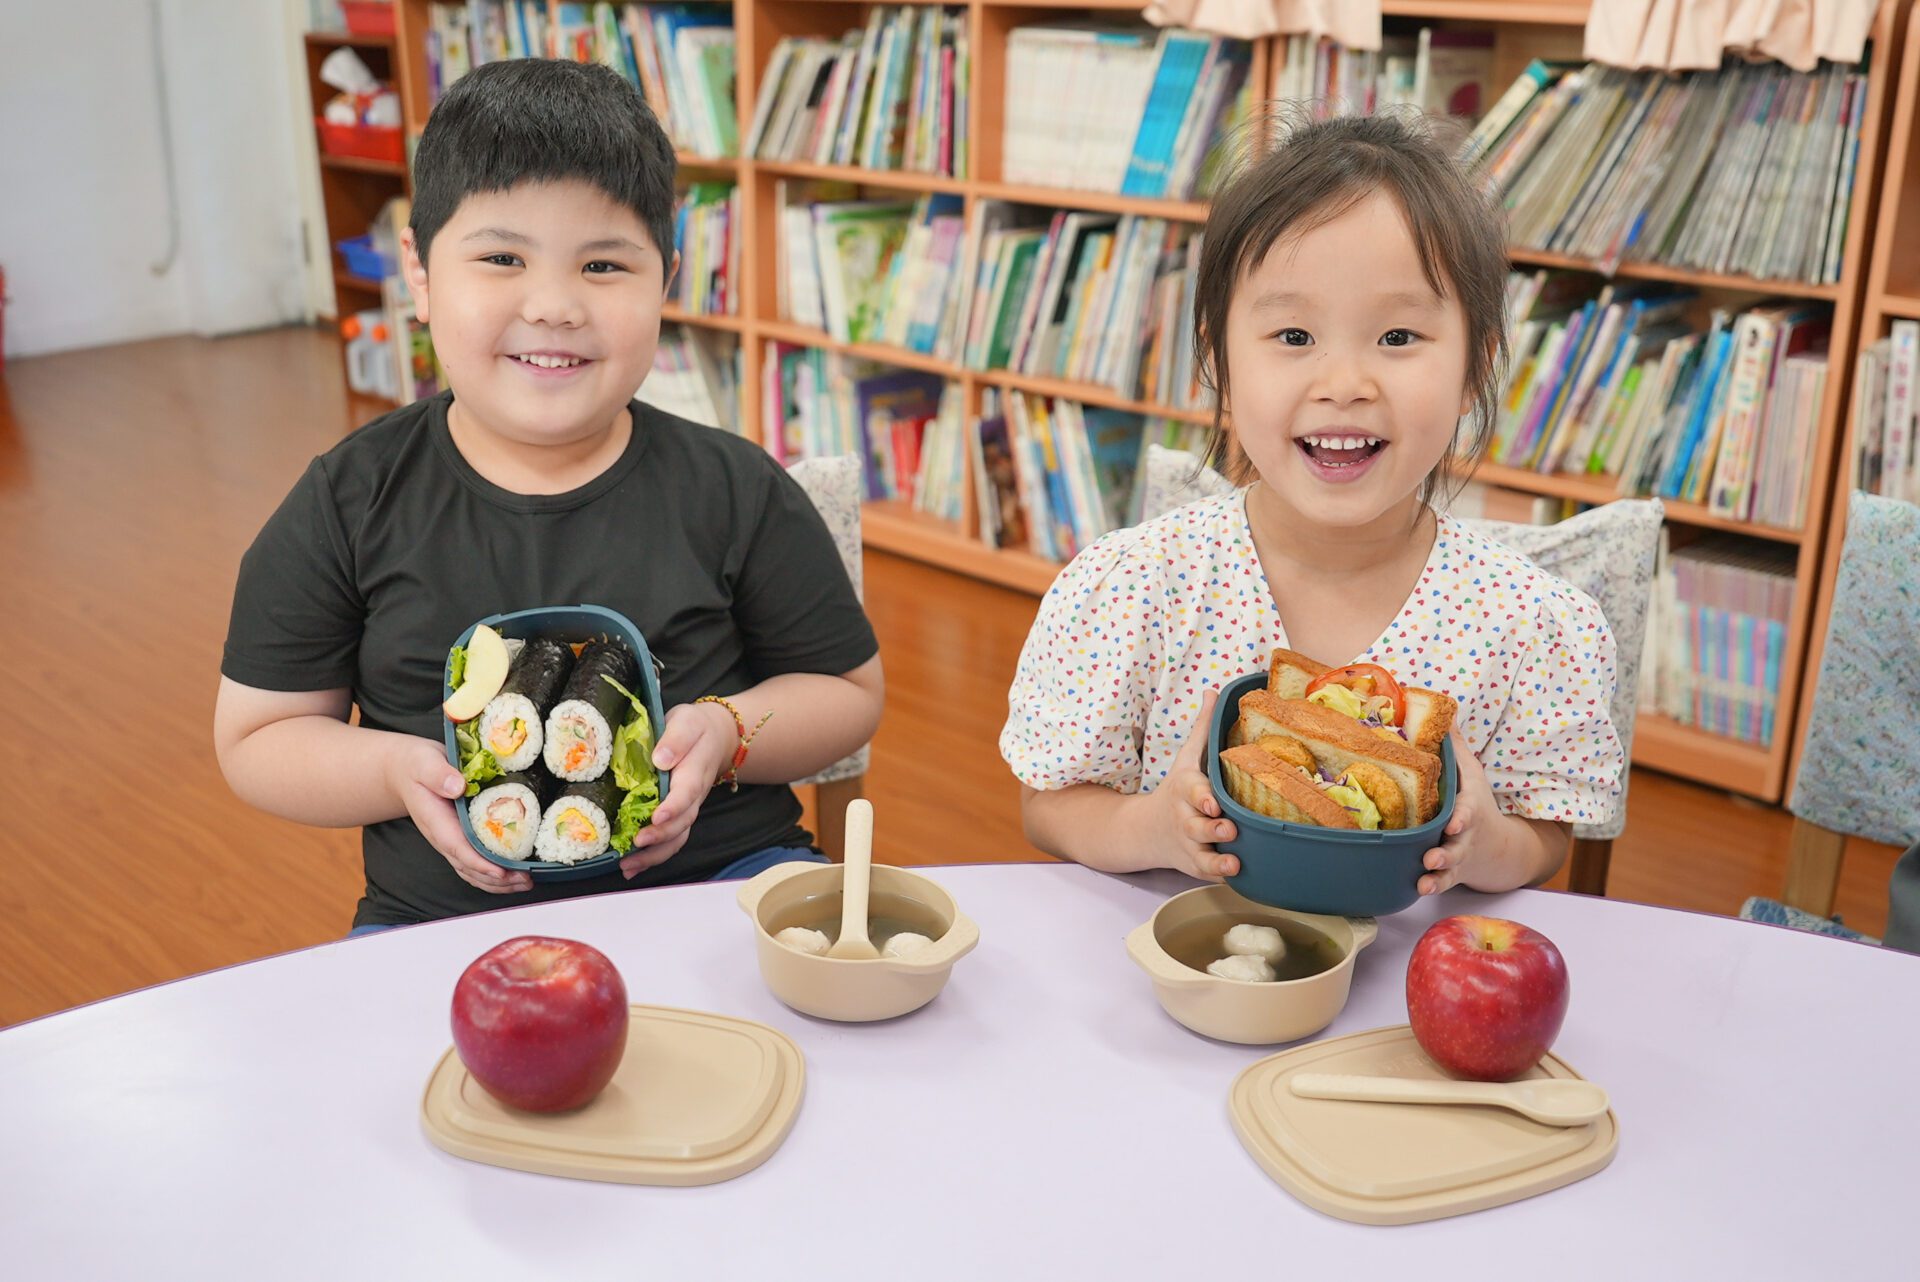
[339,1,396,37]
[316,118,405,165]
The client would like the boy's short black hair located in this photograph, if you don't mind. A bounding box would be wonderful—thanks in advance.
[409,59,678,270]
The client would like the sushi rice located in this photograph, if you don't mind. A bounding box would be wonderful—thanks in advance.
[543,699,614,781]
[469,777,543,860]
[477,693,543,772]
[533,792,613,864]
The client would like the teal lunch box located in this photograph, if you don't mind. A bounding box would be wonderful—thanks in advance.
[1207,671,1456,917]
[442,605,669,883]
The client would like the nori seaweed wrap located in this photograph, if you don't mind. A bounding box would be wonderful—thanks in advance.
[532,772,624,863]
[469,766,558,860]
[555,773,622,817]
[502,637,575,711]
[542,639,641,782]
[476,638,578,772]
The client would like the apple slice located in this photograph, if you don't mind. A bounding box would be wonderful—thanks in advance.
[444,625,511,723]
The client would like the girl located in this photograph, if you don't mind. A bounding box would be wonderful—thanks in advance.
[1000,114,1623,895]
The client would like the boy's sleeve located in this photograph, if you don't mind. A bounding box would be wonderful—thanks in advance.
[1480,587,1625,827]
[999,534,1157,794]
[221,459,364,692]
[729,460,878,677]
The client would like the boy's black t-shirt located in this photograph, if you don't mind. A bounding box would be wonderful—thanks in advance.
[222,393,878,927]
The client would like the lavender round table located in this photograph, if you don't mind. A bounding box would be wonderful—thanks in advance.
[3,864,1914,1279]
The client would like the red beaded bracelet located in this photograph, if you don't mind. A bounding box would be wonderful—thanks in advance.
[695,694,773,792]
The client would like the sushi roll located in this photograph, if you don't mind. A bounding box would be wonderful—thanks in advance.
[542,638,640,782]
[476,637,574,772]
[468,769,554,862]
[532,775,623,864]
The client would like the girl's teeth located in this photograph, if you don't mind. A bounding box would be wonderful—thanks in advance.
[1303,435,1381,450]
[516,354,583,369]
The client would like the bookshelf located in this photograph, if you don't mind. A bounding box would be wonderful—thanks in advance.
[334,0,1904,801]
[1790,1,1920,797]
[303,27,415,407]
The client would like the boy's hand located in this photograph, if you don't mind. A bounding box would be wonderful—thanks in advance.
[1148,689,1241,882]
[389,739,532,895]
[1419,730,1497,895]
[619,700,736,879]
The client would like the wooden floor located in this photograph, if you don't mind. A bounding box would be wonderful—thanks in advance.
[0,328,1902,1026]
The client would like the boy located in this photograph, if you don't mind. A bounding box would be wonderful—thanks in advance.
[214,60,883,931]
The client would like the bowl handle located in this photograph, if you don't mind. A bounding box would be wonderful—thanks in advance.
[1125,921,1205,988]
[735,860,822,919]
[1346,917,1380,953]
[937,912,980,963]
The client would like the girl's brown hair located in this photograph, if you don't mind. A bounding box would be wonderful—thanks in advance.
[1194,111,1509,506]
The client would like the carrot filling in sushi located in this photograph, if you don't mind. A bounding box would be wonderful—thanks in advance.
[483,796,527,842]
[554,718,595,772]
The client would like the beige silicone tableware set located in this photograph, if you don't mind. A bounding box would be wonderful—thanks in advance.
[424,801,1614,1221]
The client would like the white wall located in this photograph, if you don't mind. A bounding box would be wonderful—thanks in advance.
[0,0,312,359]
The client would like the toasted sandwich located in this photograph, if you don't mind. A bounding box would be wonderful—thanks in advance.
[1231,692,1441,827]
[1220,744,1364,829]
[1266,647,1457,755]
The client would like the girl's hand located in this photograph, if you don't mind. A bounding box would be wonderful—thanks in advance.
[619,700,737,879]
[1149,689,1242,882]
[1418,729,1497,895]
[389,738,532,895]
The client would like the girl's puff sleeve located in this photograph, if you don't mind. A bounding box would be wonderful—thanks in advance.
[1479,583,1626,827]
[999,531,1163,794]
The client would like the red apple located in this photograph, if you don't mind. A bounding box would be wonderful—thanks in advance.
[450,936,629,1113]
[1406,915,1569,1082]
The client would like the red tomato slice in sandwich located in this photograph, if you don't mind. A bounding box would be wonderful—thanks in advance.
[1305,663,1407,727]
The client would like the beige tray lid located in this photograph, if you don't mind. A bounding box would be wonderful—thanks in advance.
[421,1003,805,1186]
[1229,1024,1618,1225]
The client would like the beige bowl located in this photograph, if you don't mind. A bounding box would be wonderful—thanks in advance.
[737,862,980,1022]
[1126,884,1379,1045]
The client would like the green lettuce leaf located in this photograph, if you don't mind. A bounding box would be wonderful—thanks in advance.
[600,675,662,852]
[454,721,502,798]
[448,644,468,690]
[603,676,658,794]
[609,777,663,853]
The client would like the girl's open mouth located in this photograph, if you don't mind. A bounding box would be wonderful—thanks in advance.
[1296,434,1387,482]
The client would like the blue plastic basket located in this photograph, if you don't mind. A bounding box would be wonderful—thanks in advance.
[1207,671,1457,917]
[442,605,669,883]
[336,234,395,280]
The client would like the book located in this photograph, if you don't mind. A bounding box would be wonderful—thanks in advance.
[1885,319,1919,504]
[854,370,946,500]
[809,201,913,343]
[773,179,854,329]
[1459,55,1876,285]
[641,324,739,430]
[975,412,1028,550]
[1650,537,1795,744]
[1418,28,1494,118]
[1121,30,1216,198]
[670,181,738,316]
[1852,338,1889,494]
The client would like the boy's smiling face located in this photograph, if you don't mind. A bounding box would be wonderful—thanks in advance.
[1224,190,1473,531]
[401,178,674,449]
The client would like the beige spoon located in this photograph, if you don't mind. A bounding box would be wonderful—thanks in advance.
[1290,1073,1611,1127]
[826,798,879,960]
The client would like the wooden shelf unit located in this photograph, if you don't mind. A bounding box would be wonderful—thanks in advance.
[1791,0,1920,798]
[1504,245,1846,302]
[304,29,397,52]
[302,18,414,409]
[318,153,408,178]
[353,0,1907,800]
